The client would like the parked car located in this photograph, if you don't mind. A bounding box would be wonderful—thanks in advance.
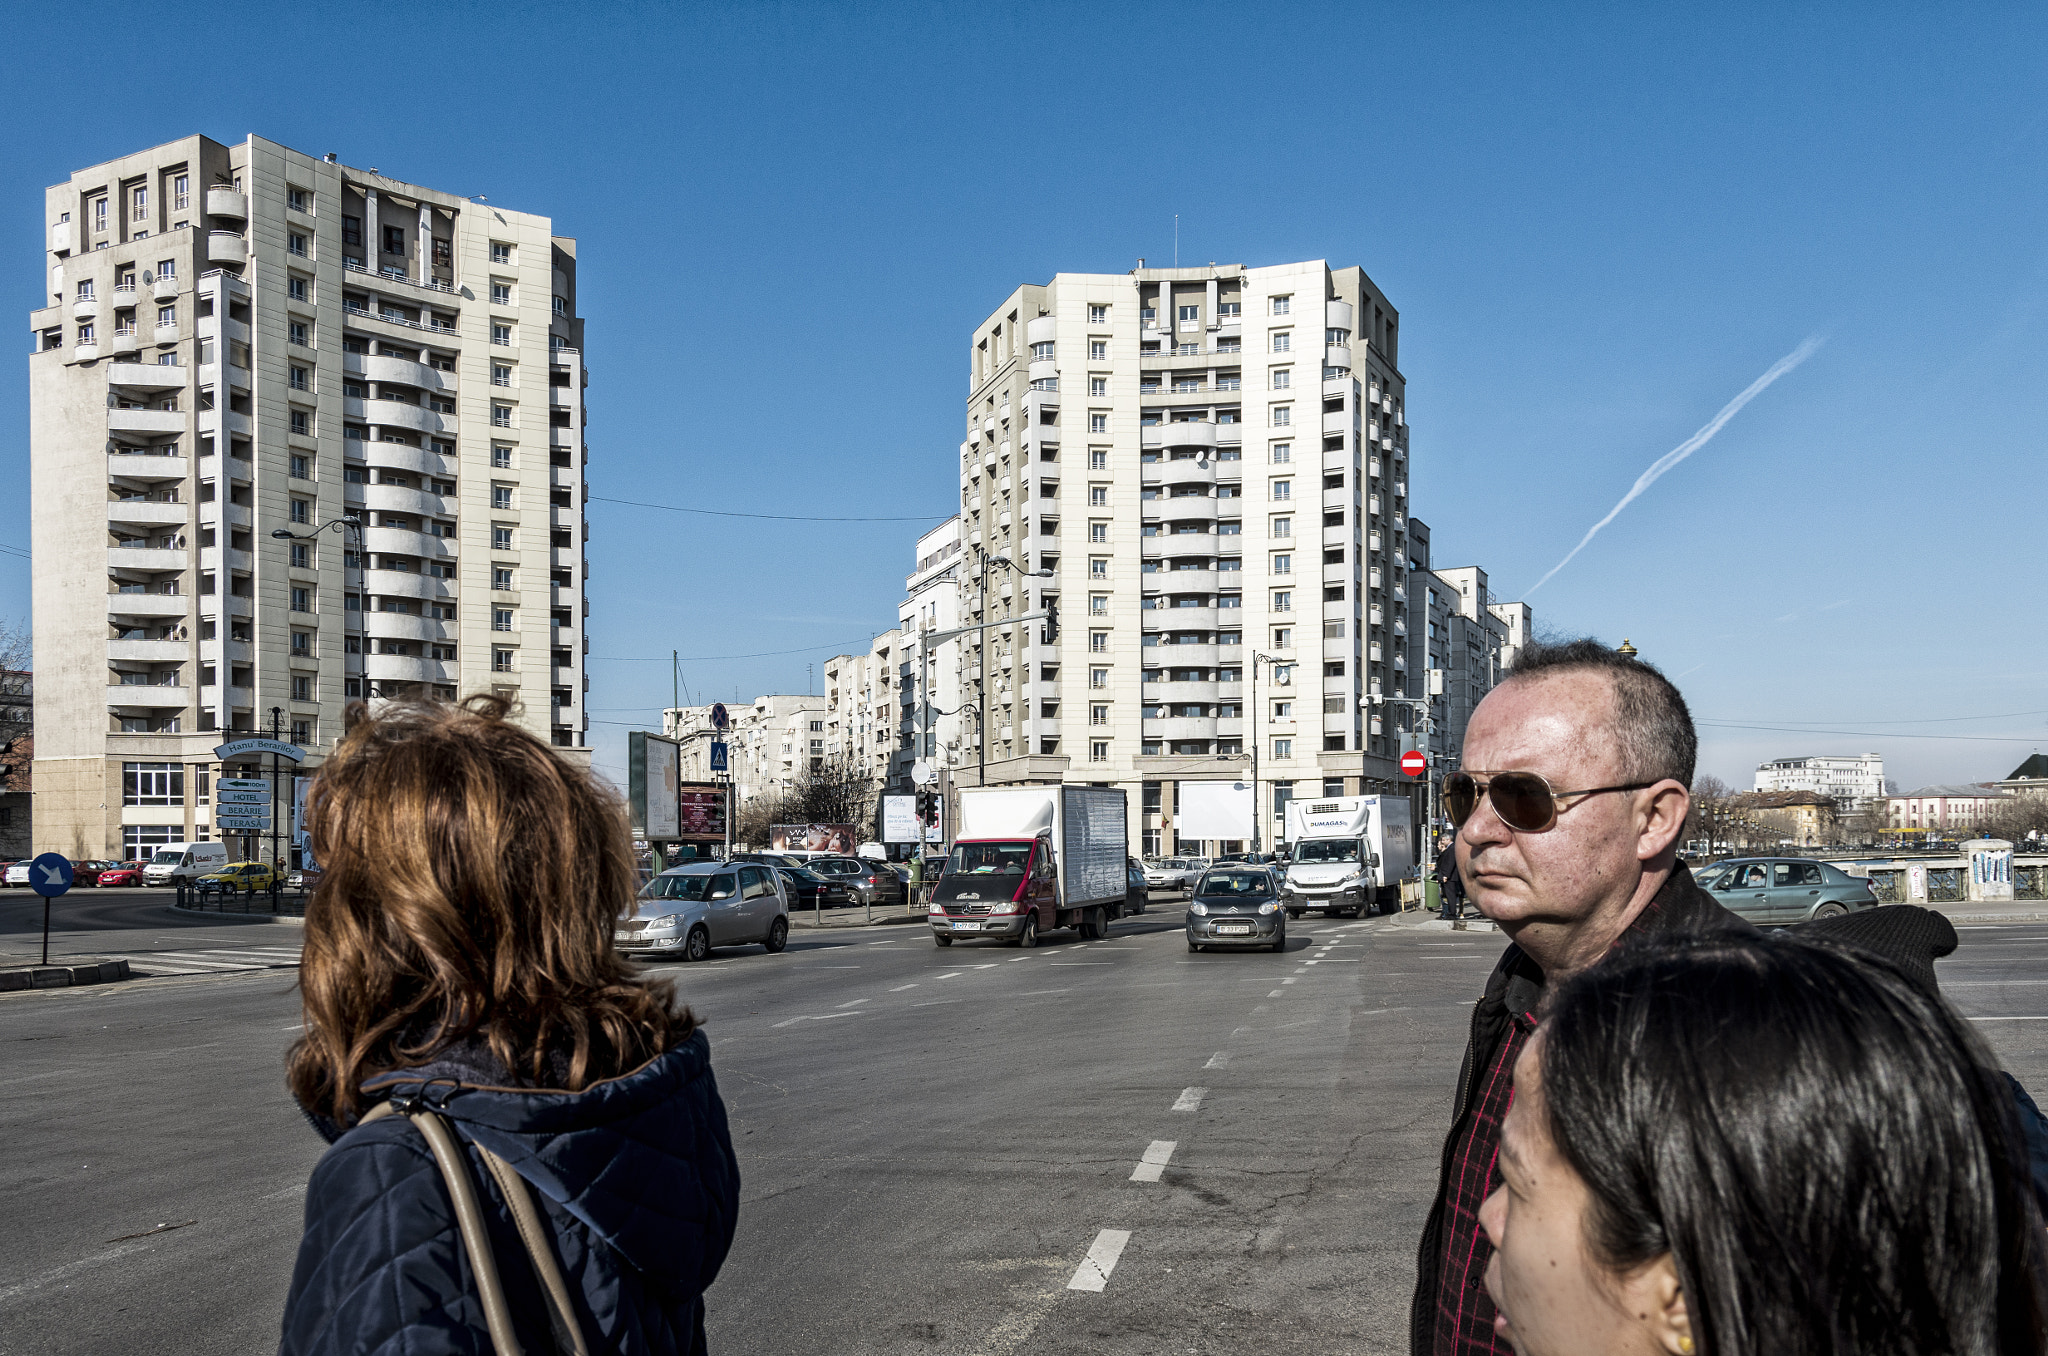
[731,852,806,871]
[1186,865,1287,952]
[1692,857,1879,924]
[776,865,849,911]
[616,861,789,961]
[2,860,30,887]
[195,861,276,895]
[94,862,145,887]
[807,855,905,906]
[1125,857,1150,916]
[1144,858,1196,892]
[287,865,324,890]
[71,860,123,886]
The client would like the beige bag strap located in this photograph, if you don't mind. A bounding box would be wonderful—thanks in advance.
[359,1100,591,1356]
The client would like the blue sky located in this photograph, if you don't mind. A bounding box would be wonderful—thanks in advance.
[5,2,2045,792]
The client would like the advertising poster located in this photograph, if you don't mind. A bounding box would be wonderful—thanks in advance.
[677,783,727,842]
[628,731,683,840]
[881,795,918,844]
[771,823,858,855]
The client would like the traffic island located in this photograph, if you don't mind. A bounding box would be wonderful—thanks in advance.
[790,906,926,930]
[0,957,133,992]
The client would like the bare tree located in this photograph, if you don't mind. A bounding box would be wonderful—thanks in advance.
[1980,796,2048,844]
[782,753,877,830]
[1686,775,1736,856]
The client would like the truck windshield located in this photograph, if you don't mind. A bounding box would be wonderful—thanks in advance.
[946,842,1032,876]
[1292,839,1359,863]
[151,850,183,865]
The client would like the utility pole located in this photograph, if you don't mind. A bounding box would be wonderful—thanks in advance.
[268,706,284,876]
[1248,651,1283,853]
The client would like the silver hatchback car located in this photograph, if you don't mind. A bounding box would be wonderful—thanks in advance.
[615,861,790,962]
[1186,866,1288,952]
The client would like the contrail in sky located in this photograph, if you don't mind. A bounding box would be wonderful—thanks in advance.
[1523,335,1824,597]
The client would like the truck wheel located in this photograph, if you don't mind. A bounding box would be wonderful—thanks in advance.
[1082,906,1105,939]
[933,933,953,947]
[1014,915,1038,949]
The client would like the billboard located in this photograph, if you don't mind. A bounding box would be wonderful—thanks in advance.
[628,732,682,840]
[771,823,858,855]
[881,795,918,844]
[677,783,728,843]
[1177,780,1254,841]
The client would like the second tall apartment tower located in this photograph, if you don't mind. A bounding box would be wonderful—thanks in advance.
[957,260,1412,852]
[28,134,589,861]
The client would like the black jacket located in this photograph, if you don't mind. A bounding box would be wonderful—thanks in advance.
[281,1029,740,1356]
[1408,864,1745,1355]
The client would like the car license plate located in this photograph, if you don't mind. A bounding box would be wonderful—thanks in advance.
[1217,923,1253,935]
[951,920,979,931]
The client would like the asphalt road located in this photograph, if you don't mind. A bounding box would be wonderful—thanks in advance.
[4,908,2047,1355]
[0,887,306,978]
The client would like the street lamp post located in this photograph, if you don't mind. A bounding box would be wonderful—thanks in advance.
[271,518,365,700]
[1247,650,1285,853]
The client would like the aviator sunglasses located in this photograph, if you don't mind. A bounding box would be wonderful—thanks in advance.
[1443,770,1656,833]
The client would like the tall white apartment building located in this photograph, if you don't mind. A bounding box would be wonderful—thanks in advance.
[822,629,901,788]
[28,134,588,861]
[896,516,966,786]
[1755,753,1886,808]
[955,261,1412,855]
[668,694,825,808]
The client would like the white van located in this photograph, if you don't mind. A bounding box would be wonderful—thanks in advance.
[143,841,229,885]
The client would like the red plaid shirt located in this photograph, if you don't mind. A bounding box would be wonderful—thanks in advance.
[1428,1008,1537,1355]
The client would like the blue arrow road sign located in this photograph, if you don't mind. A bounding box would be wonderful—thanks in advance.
[30,852,73,899]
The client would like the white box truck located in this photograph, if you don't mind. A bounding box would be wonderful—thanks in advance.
[1281,795,1413,916]
[928,785,1129,948]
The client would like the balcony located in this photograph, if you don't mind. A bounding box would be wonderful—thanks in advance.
[50,221,71,254]
[107,329,142,355]
[107,361,185,391]
[365,612,454,644]
[197,546,254,575]
[1325,344,1351,371]
[1323,410,1352,436]
[197,410,252,438]
[342,258,460,297]
[205,186,247,218]
[549,426,575,449]
[152,275,180,303]
[345,396,456,436]
[196,501,252,531]
[1326,300,1355,330]
[359,483,452,518]
[1140,421,1218,451]
[108,546,188,572]
[107,406,186,436]
[108,638,192,663]
[1147,495,1219,524]
[361,442,455,479]
[365,654,454,684]
[1145,716,1218,742]
[206,232,247,266]
[1027,359,1058,384]
[1146,640,1218,666]
[73,343,100,362]
[366,568,456,601]
[1141,459,1218,488]
[1143,679,1221,703]
[107,499,187,527]
[152,321,181,345]
[108,452,186,482]
[1147,567,1217,594]
[106,593,188,619]
[363,526,456,560]
[106,683,189,709]
[344,352,455,392]
[71,296,99,321]
[1150,603,1218,629]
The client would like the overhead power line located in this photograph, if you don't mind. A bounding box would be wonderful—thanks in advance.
[591,640,877,663]
[591,494,951,524]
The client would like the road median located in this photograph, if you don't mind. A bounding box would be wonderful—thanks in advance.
[0,957,133,992]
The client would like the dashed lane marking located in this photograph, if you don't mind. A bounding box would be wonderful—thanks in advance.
[1203,1051,1230,1069]
[935,972,962,980]
[1067,1229,1132,1292]
[769,1012,864,1029]
[1172,1087,1206,1112]
[1268,989,1285,997]
[1130,1140,1176,1183]
[836,998,868,1008]
[889,983,918,992]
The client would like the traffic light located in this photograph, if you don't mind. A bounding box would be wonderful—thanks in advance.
[1041,596,1059,645]
[916,790,933,823]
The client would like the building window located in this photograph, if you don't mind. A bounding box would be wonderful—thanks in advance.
[1271,516,1291,537]
[491,241,511,264]
[491,281,512,305]
[288,277,308,303]
[1088,305,1108,323]
[492,444,513,468]
[292,719,313,746]
[1272,628,1291,648]
[1273,738,1292,758]
[122,762,183,806]
[1273,591,1292,612]
[290,587,311,612]
[383,225,406,256]
[1271,296,1291,316]
[157,305,176,327]
[493,567,514,589]
[1089,377,1107,396]
[290,498,310,524]
[1088,740,1109,762]
[289,364,308,390]
[492,649,515,672]
[494,608,514,631]
[492,405,512,427]
[491,364,512,387]
[132,185,149,222]
[1272,553,1291,575]
[289,321,309,347]
[492,485,513,509]
[290,543,310,568]
[1090,595,1108,615]
[1089,449,1108,470]
[552,295,567,316]
[1270,367,1292,390]
[493,526,513,550]
[1090,667,1108,689]
[1089,413,1108,433]
[1089,485,1108,506]
[1271,406,1291,427]
[492,324,513,346]
[173,174,189,210]
[291,675,313,702]
[1090,632,1108,653]
[342,215,362,246]
[291,631,311,655]
[1089,522,1108,544]
[1271,480,1291,501]
[1090,558,1108,578]
[290,410,310,436]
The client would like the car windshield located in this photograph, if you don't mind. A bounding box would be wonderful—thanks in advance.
[151,850,183,865]
[1293,839,1358,863]
[1198,872,1274,899]
[639,873,721,902]
[947,842,1032,876]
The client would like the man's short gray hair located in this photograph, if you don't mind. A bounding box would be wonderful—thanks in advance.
[1501,638,1697,788]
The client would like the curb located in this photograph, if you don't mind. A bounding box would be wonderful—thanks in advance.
[0,957,133,992]
[790,909,925,930]
[168,903,304,925]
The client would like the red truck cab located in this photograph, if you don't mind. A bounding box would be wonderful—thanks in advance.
[928,836,1060,946]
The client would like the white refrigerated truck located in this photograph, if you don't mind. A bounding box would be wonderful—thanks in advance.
[928,785,1130,947]
[1280,794,1413,916]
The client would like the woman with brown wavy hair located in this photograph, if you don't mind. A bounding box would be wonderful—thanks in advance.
[278,696,739,1356]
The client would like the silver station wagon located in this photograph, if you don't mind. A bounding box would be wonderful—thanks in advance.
[615,861,790,962]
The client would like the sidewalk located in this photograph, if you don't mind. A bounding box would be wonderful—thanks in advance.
[789,904,926,930]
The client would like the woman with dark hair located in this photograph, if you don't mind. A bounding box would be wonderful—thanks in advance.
[279,697,739,1355]
[1479,929,2048,1356]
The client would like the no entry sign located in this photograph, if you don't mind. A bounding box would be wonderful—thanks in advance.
[1399,749,1428,778]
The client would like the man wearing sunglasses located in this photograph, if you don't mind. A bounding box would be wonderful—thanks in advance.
[1410,638,1747,1356]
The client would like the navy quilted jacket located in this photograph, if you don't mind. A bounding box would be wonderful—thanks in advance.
[279,1029,740,1355]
